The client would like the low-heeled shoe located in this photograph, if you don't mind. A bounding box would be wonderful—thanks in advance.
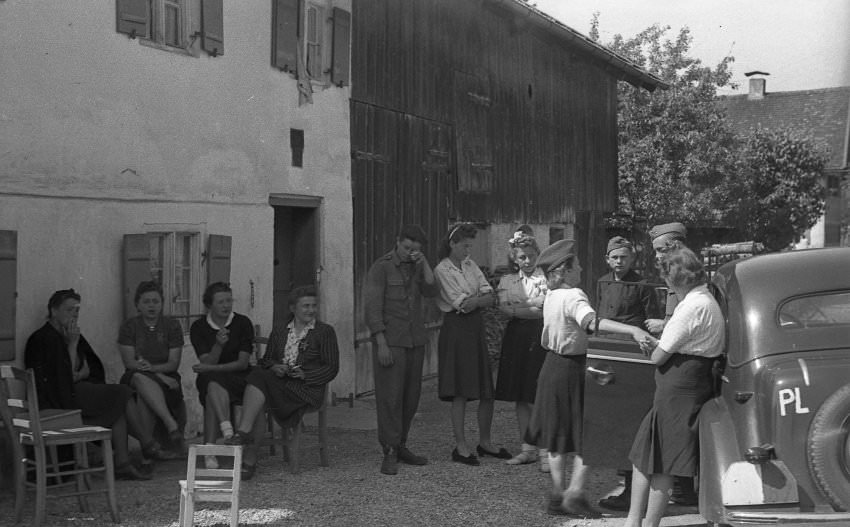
[451,448,479,466]
[397,446,428,466]
[561,495,602,519]
[225,431,254,446]
[240,463,256,480]
[476,445,512,459]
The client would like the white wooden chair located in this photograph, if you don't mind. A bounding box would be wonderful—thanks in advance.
[179,443,242,527]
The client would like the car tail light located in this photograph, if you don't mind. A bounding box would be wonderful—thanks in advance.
[745,444,775,464]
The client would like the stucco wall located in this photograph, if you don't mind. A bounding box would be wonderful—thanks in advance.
[0,0,355,430]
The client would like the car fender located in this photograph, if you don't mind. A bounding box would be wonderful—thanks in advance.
[699,396,740,524]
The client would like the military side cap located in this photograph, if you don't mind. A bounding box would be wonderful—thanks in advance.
[649,222,687,242]
[535,239,576,272]
[606,236,633,254]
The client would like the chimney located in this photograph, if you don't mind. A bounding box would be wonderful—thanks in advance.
[749,78,766,99]
[744,71,770,100]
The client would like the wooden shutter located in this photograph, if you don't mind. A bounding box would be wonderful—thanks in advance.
[123,234,152,321]
[207,235,232,285]
[201,0,224,57]
[331,7,350,86]
[0,231,16,362]
[272,0,300,73]
[116,0,150,39]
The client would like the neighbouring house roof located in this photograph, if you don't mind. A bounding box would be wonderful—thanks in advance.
[491,0,667,92]
[718,85,850,169]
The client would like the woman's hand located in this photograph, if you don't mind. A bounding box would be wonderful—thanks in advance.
[64,318,81,345]
[459,296,477,313]
[270,364,289,378]
[215,327,230,347]
[644,318,665,335]
[136,358,152,372]
[73,359,90,382]
[156,372,179,390]
[192,363,213,373]
[640,335,659,356]
[289,365,305,379]
[528,295,545,309]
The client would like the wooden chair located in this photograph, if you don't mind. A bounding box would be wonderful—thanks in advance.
[252,325,329,473]
[0,365,119,526]
[179,444,242,527]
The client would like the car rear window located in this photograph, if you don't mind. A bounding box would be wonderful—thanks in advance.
[779,291,850,329]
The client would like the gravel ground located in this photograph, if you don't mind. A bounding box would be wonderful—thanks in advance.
[0,378,705,527]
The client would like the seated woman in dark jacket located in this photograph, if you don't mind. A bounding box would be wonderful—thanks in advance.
[24,289,152,479]
[226,285,340,479]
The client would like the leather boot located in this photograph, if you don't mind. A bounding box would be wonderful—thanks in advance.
[380,447,398,475]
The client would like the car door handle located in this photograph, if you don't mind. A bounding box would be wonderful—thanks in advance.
[587,364,615,386]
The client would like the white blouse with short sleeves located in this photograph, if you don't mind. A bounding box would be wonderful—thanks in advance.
[658,284,725,358]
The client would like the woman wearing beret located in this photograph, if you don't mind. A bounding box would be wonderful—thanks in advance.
[526,240,649,516]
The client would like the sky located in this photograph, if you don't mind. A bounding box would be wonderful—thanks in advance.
[532,0,850,95]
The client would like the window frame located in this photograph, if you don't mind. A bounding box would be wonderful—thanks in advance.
[303,1,326,81]
[145,225,205,333]
[132,0,201,57]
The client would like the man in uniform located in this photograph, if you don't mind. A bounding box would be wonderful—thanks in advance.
[596,236,660,328]
[364,224,439,475]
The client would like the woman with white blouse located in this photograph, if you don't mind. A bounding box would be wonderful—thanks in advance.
[434,223,510,465]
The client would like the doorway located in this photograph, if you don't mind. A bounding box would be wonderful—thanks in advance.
[272,199,319,328]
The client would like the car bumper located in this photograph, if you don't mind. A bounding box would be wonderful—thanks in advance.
[727,510,850,525]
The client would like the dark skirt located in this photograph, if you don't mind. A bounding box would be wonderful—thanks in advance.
[524,352,586,455]
[246,368,310,428]
[196,370,249,407]
[494,318,546,403]
[74,381,133,428]
[120,370,184,420]
[437,310,494,402]
[629,353,715,477]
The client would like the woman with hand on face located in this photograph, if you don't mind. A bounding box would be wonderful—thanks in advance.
[189,282,254,468]
[117,281,185,459]
[25,289,151,480]
[434,222,510,466]
[226,285,339,480]
[494,227,550,470]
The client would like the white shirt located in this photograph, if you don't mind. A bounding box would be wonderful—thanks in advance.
[434,257,493,313]
[496,270,548,319]
[540,287,596,356]
[658,284,725,358]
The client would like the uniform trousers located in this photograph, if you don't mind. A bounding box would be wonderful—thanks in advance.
[373,345,425,450]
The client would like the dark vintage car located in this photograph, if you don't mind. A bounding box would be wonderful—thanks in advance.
[583,247,850,526]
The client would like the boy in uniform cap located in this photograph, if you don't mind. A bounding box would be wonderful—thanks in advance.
[525,240,650,516]
[596,236,660,328]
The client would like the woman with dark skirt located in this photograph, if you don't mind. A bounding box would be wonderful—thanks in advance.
[117,280,184,458]
[494,227,550,470]
[226,285,339,479]
[189,282,254,468]
[434,222,510,466]
[624,244,725,527]
[25,289,151,479]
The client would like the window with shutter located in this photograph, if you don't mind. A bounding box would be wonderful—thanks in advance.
[0,231,16,362]
[304,3,323,78]
[123,230,207,332]
[272,0,300,73]
[116,0,218,57]
[331,7,350,87]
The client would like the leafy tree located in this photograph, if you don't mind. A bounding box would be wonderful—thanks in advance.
[731,128,827,251]
[592,17,739,229]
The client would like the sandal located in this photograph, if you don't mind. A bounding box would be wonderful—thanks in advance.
[505,448,537,465]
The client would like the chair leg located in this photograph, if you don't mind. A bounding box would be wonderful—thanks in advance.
[266,411,276,457]
[34,445,48,527]
[74,443,90,513]
[102,439,120,524]
[318,408,328,467]
[178,489,186,527]
[289,422,302,474]
[230,493,239,527]
[13,452,25,522]
[184,493,195,527]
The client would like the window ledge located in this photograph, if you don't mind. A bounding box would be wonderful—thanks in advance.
[138,38,200,58]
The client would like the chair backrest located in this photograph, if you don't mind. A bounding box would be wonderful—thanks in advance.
[0,366,46,443]
[185,444,243,496]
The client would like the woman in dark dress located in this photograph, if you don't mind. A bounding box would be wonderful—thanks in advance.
[226,285,340,479]
[189,282,254,465]
[25,289,151,479]
[494,228,549,469]
[624,245,725,527]
[118,281,184,458]
[434,223,510,465]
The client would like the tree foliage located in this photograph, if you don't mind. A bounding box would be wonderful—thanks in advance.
[594,15,827,249]
[731,128,827,251]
